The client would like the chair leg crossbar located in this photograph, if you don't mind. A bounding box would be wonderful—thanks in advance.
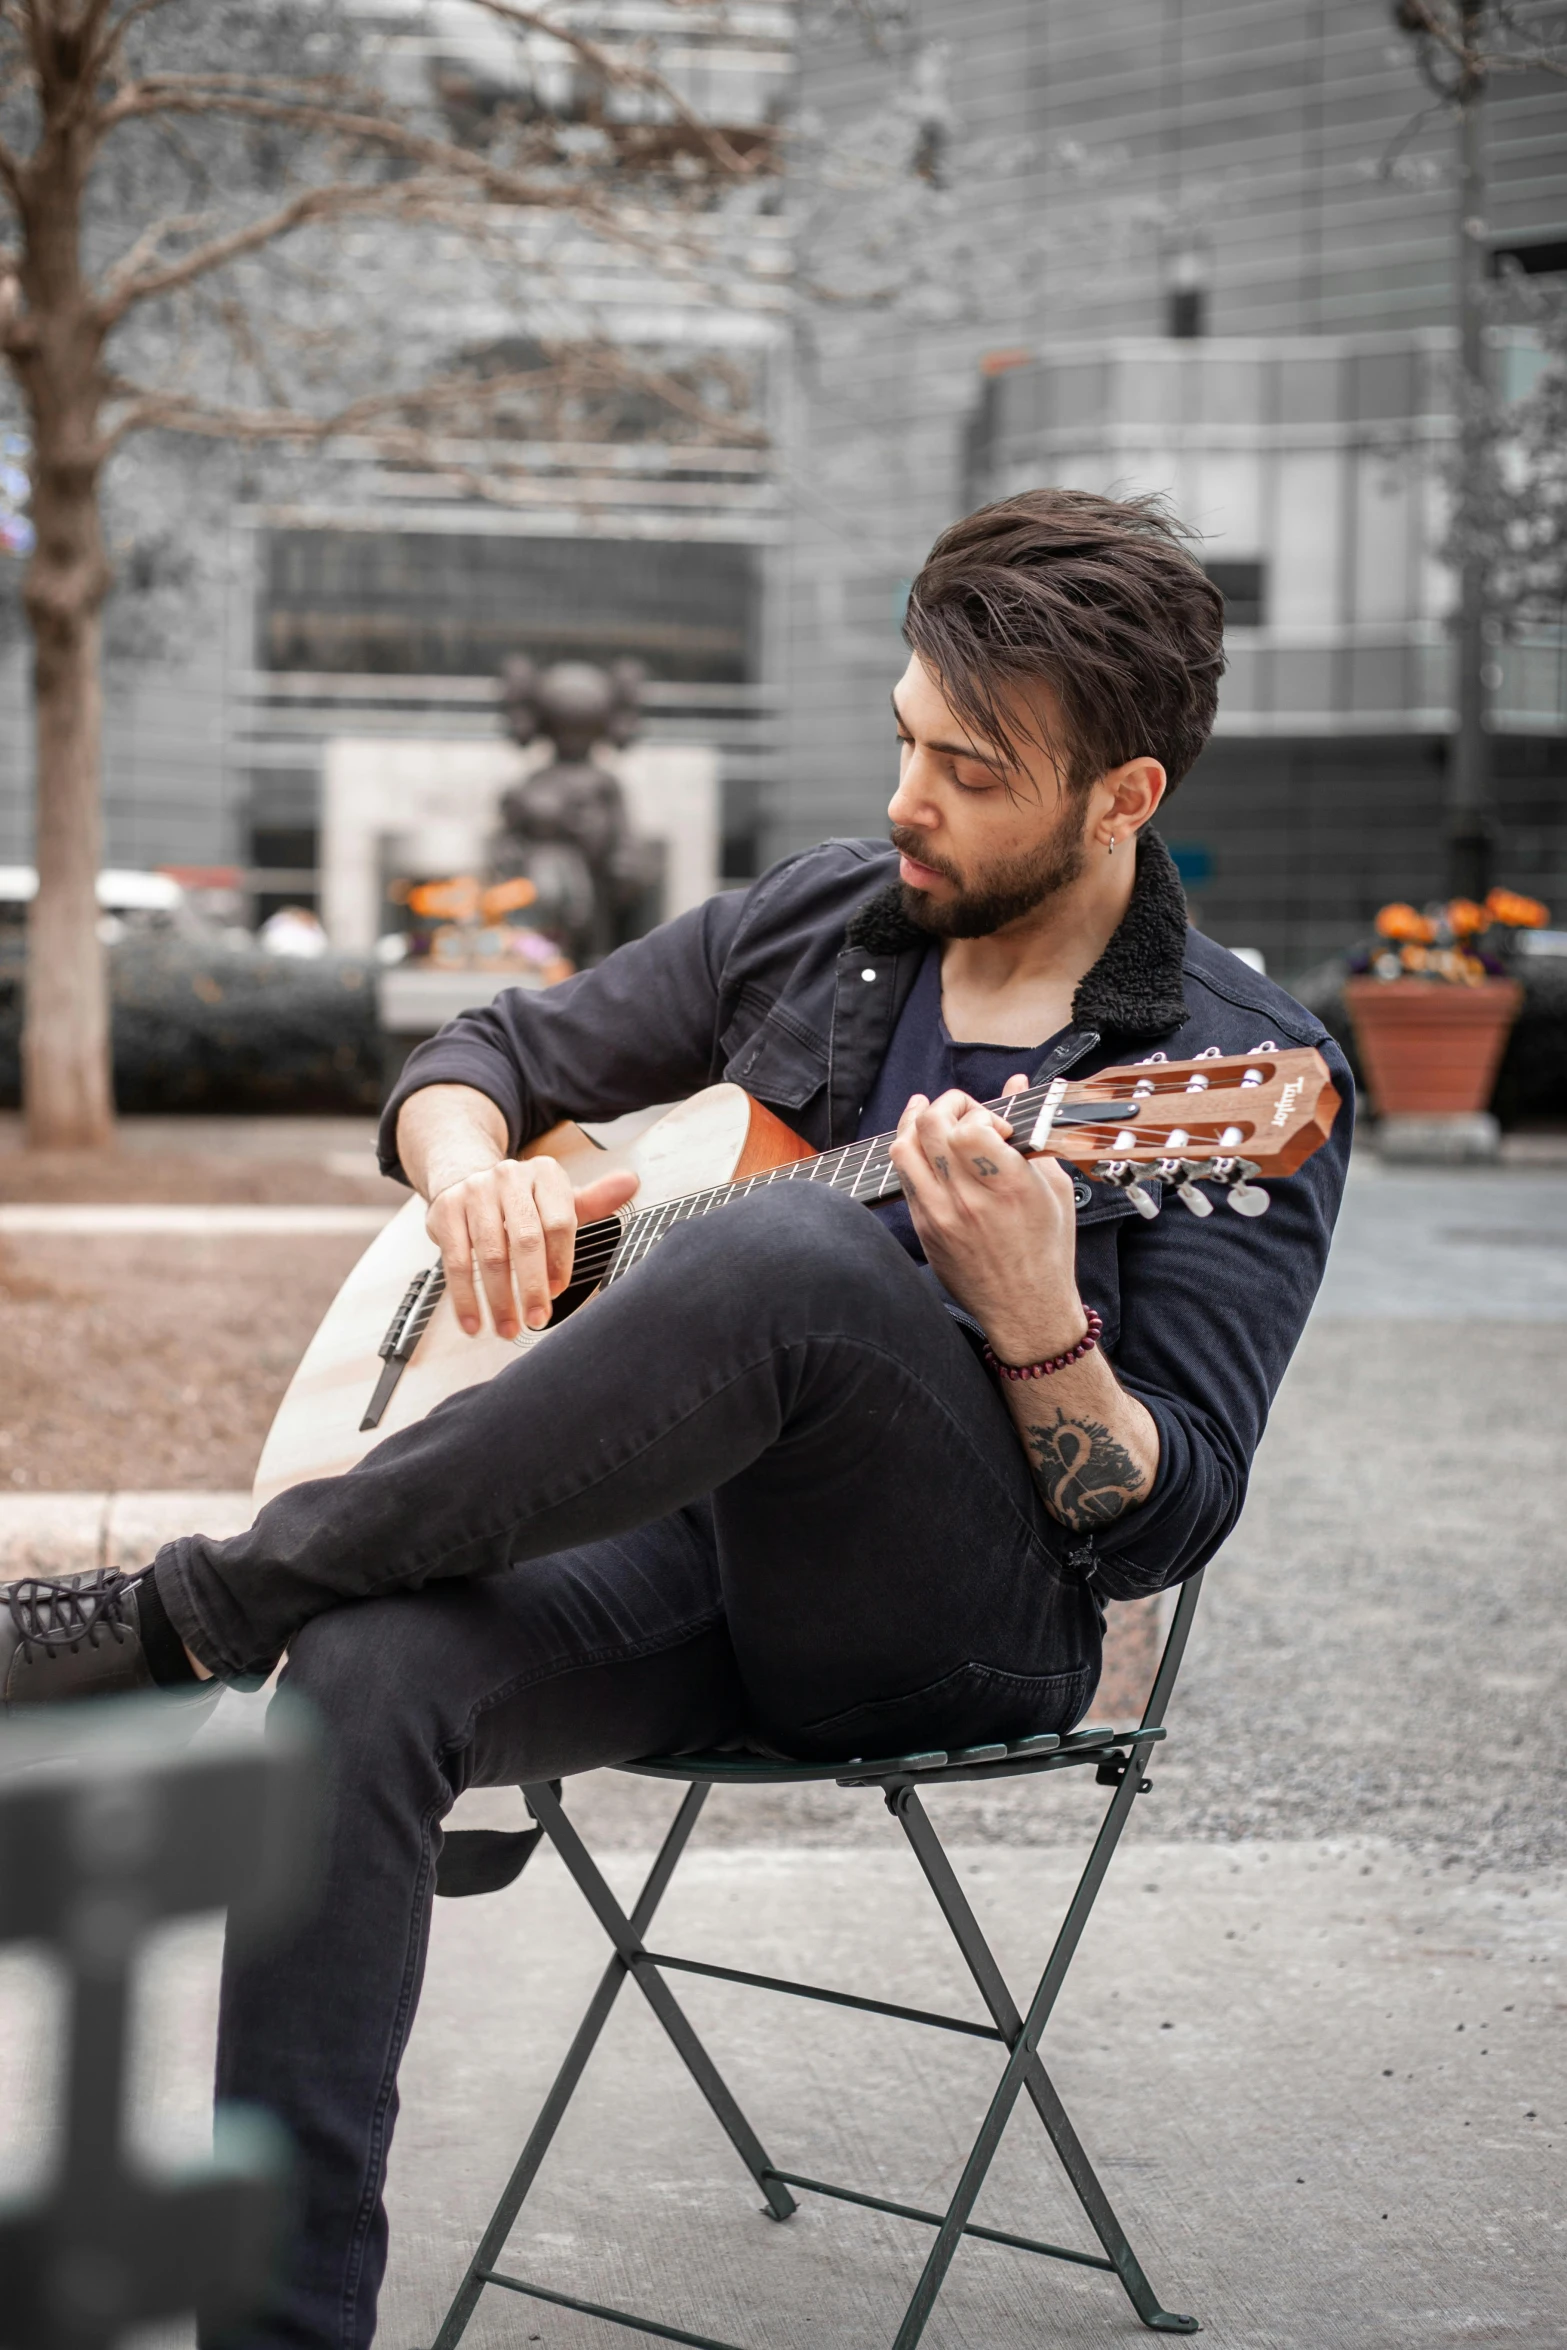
[425,1701,1203,2350]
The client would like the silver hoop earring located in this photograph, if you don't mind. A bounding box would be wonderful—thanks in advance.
[1107,836,1116,857]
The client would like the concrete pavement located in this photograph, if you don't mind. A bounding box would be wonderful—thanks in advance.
[2,1157,1564,2345]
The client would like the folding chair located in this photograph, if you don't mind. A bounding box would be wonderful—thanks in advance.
[427,1571,1206,2350]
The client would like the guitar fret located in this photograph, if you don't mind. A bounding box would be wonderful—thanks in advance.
[845,1141,880,1198]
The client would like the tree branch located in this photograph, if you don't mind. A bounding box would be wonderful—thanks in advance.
[99,336,767,458]
[95,179,413,319]
[96,206,213,301]
[89,0,179,82]
[463,0,765,180]
[99,81,637,218]
[94,81,728,291]
[1395,0,1567,82]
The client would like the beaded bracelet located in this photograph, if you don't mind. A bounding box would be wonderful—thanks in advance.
[983,1307,1103,1381]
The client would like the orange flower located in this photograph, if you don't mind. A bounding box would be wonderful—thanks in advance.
[1376,902,1434,944]
[1485,887,1550,929]
[407,875,481,921]
[481,875,539,919]
[1446,899,1489,937]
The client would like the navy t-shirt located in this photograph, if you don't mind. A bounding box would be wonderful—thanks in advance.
[855,945,1064,1265]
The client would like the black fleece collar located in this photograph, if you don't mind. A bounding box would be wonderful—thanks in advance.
[843,828,1191,1041]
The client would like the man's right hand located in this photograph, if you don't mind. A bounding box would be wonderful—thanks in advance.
[427,1159,640,1340]
[395,1082,639,1340]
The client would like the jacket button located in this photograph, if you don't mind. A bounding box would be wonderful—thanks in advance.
[860,968,877,982]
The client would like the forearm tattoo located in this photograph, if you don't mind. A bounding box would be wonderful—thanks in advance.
[1024,1409,1146,1530]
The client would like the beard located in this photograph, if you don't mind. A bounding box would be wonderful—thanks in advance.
[891,804,1091,939]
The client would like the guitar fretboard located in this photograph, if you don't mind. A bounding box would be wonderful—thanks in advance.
[568,1074,1087,1291]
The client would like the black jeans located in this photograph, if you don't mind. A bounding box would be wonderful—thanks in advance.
[157,1186,1100,2350]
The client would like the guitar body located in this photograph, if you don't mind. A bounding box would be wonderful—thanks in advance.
[252,1087,813,1509]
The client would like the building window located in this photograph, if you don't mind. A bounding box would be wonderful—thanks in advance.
[1488,237,1567,279]
[1163,241,1211,340]
[1204,560,1267,628]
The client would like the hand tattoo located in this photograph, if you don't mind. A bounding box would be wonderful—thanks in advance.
[933,1152,950,1181]
[1024,1410,1146,1530]
[971,1153,1000,1177]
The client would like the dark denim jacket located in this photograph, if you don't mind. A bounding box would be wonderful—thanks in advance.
[381,831,1354,1601]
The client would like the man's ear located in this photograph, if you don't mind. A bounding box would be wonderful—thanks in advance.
[1107,755,1167,834]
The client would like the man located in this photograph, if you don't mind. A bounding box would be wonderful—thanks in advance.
[2,489,1352,2349]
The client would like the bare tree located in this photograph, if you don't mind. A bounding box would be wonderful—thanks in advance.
[1469,278,1567,622]
[1390,0,1567,894]
[0,0,776,1147]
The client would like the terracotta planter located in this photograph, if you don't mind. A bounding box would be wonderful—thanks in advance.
[1344,977,1522,1117]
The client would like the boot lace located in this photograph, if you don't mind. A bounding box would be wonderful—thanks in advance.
[5,1569,140,1662]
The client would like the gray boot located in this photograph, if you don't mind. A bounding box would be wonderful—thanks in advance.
[1,1568,167,1708]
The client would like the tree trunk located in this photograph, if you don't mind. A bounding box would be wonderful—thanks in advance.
[11,7,115,1148]
[23,574,111,1147]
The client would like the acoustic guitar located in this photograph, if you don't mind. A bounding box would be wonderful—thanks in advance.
[253,1047,1340,1509]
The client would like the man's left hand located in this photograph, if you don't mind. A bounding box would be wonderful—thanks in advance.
[888,1087,1088,1366]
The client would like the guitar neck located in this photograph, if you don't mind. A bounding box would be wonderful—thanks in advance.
[568,1077,1077,1291]
[566,1043,1339,1286]
[370,1047,1336,1392]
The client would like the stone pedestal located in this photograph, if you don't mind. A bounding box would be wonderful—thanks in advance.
[1376,1111,1501,1164]
[377,965,549,1093]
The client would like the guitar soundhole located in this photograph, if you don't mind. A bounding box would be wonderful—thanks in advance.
[524,1275,601,1338]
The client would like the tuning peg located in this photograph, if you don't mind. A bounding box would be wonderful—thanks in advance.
[1156,1148,1214,1216]
[1101,1160,1162,1218]
[1204,1156,1270,1217]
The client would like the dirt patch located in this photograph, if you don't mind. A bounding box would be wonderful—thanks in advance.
[0,1233,370,1491]
[0,1149,402,1208]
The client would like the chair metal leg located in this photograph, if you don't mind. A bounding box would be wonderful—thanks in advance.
[429,1571,1212,2350]
[428,1782,714,2350]
[525,1783,799,2224]
[888,1758,1198,2341]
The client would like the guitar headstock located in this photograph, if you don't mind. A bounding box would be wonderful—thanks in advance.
[1003,1047,1341,1220]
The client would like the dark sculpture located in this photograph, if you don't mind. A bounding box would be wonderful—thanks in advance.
[492,657,660,965]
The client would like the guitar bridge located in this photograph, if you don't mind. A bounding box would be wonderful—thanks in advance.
[361,1261,447,1431]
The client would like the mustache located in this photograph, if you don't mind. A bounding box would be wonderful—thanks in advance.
[889,827,961,885]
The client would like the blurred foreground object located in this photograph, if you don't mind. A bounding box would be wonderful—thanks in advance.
[0,1695,323,2349]
[1343,887,1547,1159]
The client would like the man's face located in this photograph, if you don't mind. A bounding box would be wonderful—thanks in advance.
[887,656,1090,938]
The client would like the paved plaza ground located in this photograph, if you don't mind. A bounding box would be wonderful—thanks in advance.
[0,1130,1563,2345]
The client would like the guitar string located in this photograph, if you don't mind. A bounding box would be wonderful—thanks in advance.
[576,1068,1277,1287]
[392,1063,1288,1345]
[572,1103,1257,1285]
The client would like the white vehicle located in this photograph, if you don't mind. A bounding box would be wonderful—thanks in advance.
[0,865,203,943]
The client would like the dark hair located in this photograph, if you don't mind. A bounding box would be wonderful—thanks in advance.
[903,487,1225,796]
